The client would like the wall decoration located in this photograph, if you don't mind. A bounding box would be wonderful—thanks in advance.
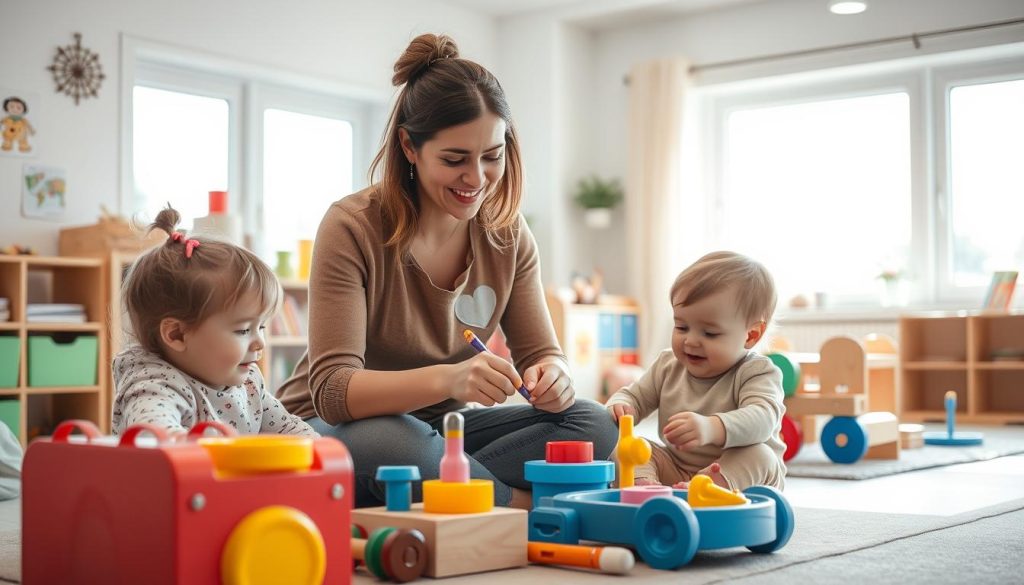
[47,33,105,105]
[22,165,66,220]
[1,89,39,157]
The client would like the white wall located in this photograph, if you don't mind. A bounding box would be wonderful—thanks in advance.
[0,0,496,254]
[498,0,1024,296]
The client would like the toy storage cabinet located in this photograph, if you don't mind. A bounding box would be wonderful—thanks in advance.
[900,312,1024,424]
[546,292,640,403]
[0,256,107,445]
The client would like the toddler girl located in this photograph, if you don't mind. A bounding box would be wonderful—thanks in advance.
[111,205,316,437]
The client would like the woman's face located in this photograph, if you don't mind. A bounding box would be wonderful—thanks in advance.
[403,111,507,222]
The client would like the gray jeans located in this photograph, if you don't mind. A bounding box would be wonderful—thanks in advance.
[306,399,617,508]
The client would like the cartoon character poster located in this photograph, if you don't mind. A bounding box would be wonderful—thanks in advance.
[1,89,39,157]
[22,165,66,220]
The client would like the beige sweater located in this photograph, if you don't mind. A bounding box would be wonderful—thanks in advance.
[605,349,786,473]
[278,188,566,424]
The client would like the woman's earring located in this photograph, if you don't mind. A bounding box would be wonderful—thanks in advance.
[409,164,415,180]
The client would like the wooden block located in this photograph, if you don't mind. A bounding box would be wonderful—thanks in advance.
[864,440,900,460]
[819,336,866,395]
[351,504,527,577]
[899,423,925,449]
[859,412,899,446]
[785,394,867,417]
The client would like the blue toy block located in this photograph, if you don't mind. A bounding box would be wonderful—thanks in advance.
[523,460,614,509]
[528,506,580,544]
[376,465,421,512]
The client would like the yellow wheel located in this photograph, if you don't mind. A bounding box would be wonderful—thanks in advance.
[221,506,325,585]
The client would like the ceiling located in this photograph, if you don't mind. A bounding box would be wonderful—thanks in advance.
[440,0,773,29]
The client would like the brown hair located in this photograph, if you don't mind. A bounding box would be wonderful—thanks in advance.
[369,33,524,250]
[122,205,282,354]
[670,251,777,325]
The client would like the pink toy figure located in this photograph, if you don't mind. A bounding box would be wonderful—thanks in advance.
[440,412,470,483]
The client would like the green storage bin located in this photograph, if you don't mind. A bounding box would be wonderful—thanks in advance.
[0,399,19,437]
[0,336,18,388]
[28,334,98,387]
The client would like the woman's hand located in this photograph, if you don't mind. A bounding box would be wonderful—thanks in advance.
[443,352,519,406]
[523,360,574,413]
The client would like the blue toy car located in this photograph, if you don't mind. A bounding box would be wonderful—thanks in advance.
[528,487,794,570]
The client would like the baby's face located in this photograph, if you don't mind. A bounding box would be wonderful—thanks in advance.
[671,286,759,379]
[175,293,268,388]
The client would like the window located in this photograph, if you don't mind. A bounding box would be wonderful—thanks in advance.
[132,87,230,229]
[262,109,354,256]
[705,50,1024,309]
[947,78,1024,289]
[122,38,376,261]
[720,92,911,304]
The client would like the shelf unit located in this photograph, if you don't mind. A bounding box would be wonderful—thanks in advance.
[546,291,641,403]
[899,312,1024,424]
[263,279,309,391]
[0,256,108,445]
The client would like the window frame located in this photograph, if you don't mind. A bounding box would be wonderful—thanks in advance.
[700,44,1024,310]
[120,34,386,257]
[931,56,1024,304]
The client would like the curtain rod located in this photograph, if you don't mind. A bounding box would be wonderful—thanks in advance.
[623,16,1024,84]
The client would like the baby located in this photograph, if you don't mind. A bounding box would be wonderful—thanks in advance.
[606,251,786,490]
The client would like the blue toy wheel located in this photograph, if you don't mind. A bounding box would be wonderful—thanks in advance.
[743,486,795,553]
[631,496,699,570]
[820,416,869,464]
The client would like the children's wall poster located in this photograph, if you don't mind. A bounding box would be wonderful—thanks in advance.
[22,165,66,220]
[1,89,39,157]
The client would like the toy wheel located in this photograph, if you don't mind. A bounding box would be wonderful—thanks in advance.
[364,527,395,580]
[381,529,427,583]
[351,524,367,569]
[631,496,699,570]
[767,353,801,398]
[743,486,794,553]
[821,416,868,464]
[780,415,802,462]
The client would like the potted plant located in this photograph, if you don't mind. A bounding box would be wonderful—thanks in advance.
[574,175,623,229]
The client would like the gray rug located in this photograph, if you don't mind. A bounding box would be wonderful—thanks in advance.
[786,424,1024,480]
[728,505,1024,584]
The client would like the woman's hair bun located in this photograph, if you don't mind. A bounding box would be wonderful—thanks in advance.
[392,33,460,87]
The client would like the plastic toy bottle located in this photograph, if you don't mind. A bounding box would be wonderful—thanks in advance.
[440,412,470,483]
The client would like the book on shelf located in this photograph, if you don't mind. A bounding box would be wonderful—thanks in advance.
[270,295,307,337]
[26,303,87,323]
[981,271,1019,311]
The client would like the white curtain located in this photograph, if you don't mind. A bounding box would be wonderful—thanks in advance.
[626,58,691,365]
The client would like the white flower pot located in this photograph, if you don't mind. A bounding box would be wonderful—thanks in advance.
[584,208,612,229]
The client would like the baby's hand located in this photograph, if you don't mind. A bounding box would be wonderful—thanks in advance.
[607,403,637,422]
[663,411,718,450]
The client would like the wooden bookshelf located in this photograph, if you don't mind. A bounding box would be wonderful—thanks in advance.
[0,255,108,445]
[263,279,309,391]
[899,312,1024,424]
[546,290,641,403]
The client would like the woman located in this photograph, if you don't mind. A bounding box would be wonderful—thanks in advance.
[278,33,617,508]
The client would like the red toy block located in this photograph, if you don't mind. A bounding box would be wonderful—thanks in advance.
[23,420,353,585]
[546,441,593,463]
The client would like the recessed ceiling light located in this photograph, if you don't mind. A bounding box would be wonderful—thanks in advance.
[829,0,868,15]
